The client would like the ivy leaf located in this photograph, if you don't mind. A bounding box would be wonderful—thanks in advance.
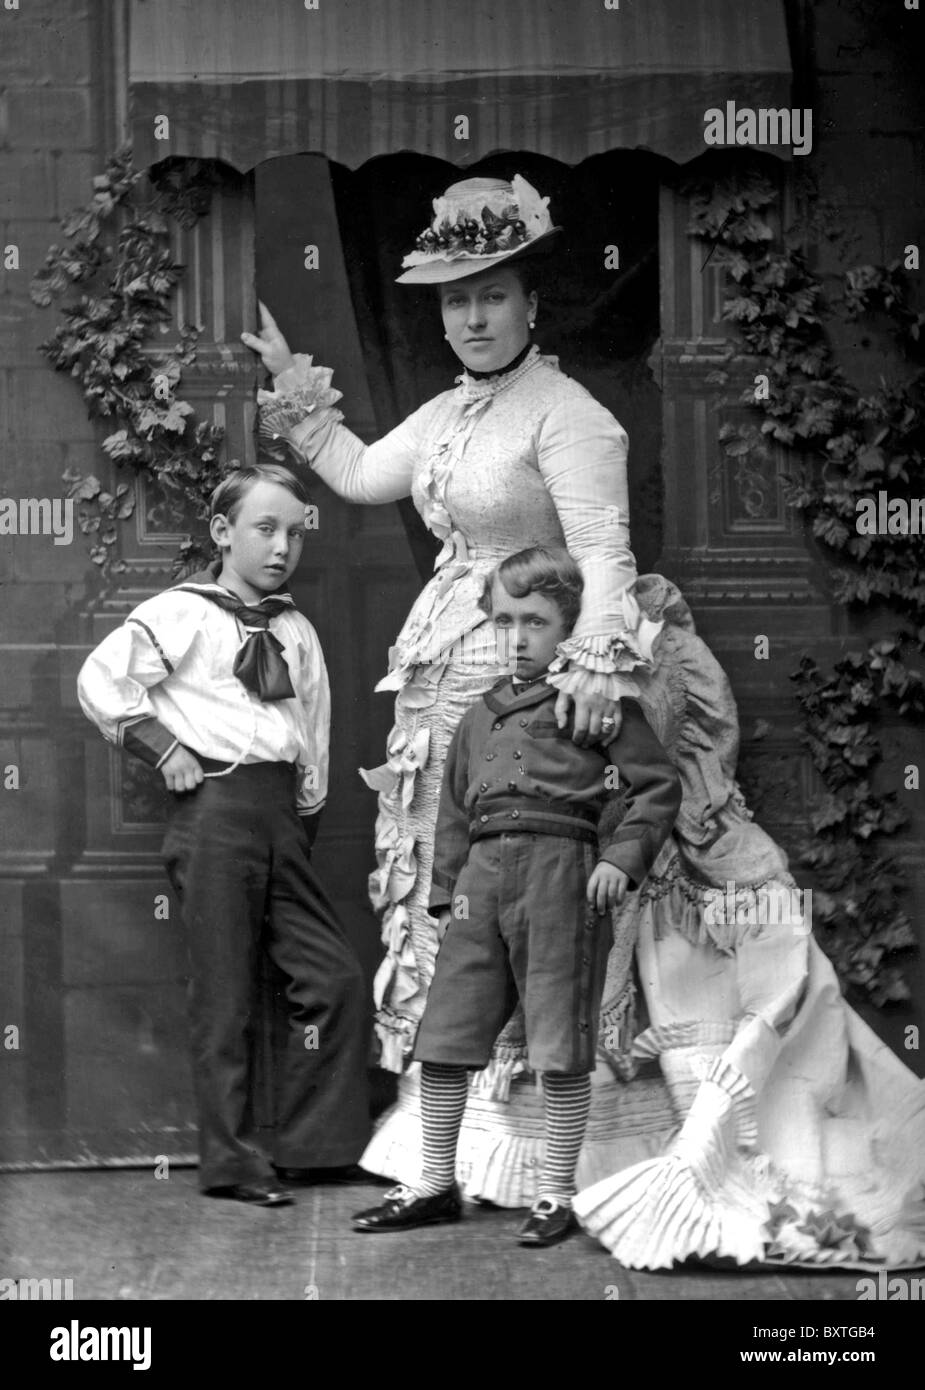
[102,430,143,461]
[67,474,102,501]
[811,795,849,831]
[161,399,194,433]
[812,515,850,548]
[856,445,885,476]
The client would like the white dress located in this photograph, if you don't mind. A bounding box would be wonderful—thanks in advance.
[258,347,925,1269]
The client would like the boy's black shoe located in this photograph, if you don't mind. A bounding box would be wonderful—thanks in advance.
[351,1183,462,1232]
[275,1164,389,1186]
[516,1198,578,1247]
[207,1182,294,1207]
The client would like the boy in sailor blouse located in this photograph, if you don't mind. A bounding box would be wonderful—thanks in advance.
[78,463,370,1205]
[352,546,681,1246]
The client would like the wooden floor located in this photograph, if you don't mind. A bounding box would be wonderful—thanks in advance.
[0,1169,866,1302]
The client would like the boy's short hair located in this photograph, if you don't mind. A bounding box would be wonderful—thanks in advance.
[479,546,584,632]
[210,464,309,524]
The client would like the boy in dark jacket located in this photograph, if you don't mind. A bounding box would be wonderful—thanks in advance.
[353,546,681,1245]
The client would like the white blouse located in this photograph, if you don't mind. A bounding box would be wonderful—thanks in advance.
[259,346,661,698]
[77,587,330,815]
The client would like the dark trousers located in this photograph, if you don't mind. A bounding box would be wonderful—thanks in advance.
[161,762,370,1190]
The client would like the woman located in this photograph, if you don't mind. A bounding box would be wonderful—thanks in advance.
[244,174,925,1268]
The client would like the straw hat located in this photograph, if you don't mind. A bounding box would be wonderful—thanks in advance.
[395,174,561,285]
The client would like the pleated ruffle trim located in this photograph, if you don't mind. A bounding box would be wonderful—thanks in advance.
[573,1052,925,1270]
[361,1063,681,1209]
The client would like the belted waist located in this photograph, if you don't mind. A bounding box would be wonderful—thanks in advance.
[196,755,297,777]
[469,796,599,844]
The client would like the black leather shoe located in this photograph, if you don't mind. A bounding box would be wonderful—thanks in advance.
[275,1164,390,1187]
[516,1198,578,1247]
[207,1182,294,1207]
[351,1183,462,1232]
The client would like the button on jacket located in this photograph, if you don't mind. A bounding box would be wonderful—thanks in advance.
[429,676,682,910]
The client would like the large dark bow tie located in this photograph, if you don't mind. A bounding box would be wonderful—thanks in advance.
[174,568,296,702]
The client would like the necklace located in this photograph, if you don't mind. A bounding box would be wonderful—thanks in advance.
[454,344,544,405]
[463,341,533,381]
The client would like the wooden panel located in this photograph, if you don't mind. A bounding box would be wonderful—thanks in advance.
[3,163,420,1164]
[654,172,825,612]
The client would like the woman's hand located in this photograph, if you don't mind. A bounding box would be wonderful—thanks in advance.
[554,690,622,746]
[240,301,297,378]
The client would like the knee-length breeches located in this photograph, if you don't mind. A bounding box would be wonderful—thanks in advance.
[413,832,612,1075]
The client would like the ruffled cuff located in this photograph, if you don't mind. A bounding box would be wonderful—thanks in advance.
[545,659,641,703]
[546,589,664,700]
[256,353,344,455]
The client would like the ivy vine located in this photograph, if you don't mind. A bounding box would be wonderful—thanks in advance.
[686,165,925,1005]
[30,147,236,578]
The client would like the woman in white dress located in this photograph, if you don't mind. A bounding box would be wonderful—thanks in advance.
[244,174,925,1268]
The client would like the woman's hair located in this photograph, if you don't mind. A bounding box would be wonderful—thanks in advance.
[503,258,545,299]
[434,257,545,303]
[479,546,584,631]
[210,464,309,523]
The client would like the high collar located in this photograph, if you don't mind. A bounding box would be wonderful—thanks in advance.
[454,344,548,407]
[462,340,533,382]
[484,674,556,714]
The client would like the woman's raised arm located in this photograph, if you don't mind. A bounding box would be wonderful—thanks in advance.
[243,303,419,506]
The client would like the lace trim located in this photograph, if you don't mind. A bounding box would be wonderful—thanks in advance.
[256,354,344,445]
[599,981,638,1081]
[411,350,550,576]
[638,856,804,954]
[544,665,641,703]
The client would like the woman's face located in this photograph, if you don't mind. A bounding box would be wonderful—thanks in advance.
[439,267,538,374]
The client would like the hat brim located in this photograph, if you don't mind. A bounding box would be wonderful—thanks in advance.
[395,227,561,285]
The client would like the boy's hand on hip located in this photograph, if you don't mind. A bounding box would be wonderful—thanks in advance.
[436,909,452,944]
[587,863,629,915]
[161,746,204,794]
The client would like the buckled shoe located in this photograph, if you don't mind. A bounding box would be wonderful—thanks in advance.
[516,1197,578,1246]
[351,1183,462,1232]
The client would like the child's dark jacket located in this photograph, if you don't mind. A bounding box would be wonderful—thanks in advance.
[428,676,682,913]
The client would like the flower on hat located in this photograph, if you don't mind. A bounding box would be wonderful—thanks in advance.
[510,174,551,240]
[401,175,553,269]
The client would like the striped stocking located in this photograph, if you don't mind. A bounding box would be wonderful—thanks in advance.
[415,1061,469,1197]
[538,1072,592,1204]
